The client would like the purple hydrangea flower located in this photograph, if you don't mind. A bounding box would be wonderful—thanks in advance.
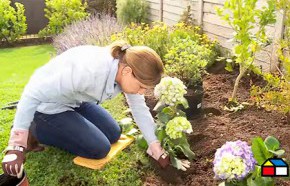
[213,140,256,181]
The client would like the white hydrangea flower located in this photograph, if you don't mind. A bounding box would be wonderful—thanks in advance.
[165,117,192,139]
[154,77,187,106]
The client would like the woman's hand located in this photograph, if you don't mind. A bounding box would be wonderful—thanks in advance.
[2,146,25,178]
[146,141,170,168]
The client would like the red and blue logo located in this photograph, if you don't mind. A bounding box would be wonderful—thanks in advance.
[261,158,289,177]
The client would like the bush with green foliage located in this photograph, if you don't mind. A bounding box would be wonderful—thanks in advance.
[111,22,170,60]
[0,0,27,43]
[169,23,218,68]
[53,14,123,54]
[39,0,89,36]
[116,0,149,24]
[216,0,276,102]
[111,22,218,63]
[251,0,290,115]
[164,37,212,86]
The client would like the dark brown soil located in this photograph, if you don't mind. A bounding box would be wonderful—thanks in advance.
[143,71,290,186]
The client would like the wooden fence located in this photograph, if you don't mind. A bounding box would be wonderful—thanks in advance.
[12,0,48,35]
[146,0,286,72]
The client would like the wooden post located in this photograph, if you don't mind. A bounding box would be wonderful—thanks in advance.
[270,10,285,72]
[160,0,163,21]
[197,0,204,26]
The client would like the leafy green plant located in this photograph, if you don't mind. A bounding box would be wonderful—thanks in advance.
[39,0,89,36]
[216,0,276,102]
[152,77,195,170]
[111,22,170,60]
[0,0,26,44]
[164,37,213,87]
[170,23,218,58]
[250,0,290,116]
[251,73,290,114]
[111,22,218,64]
[116,0,149,24]
[248,136,288,185]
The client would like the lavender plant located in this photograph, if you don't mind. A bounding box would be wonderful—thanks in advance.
[53,14,124,54]
[153,77,195,170]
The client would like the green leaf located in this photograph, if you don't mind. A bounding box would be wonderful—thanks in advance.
[264,136,280,151]
[136,134,148,149]
[225,62,233,72]
[156,112,170,124]
[268,149,285,156]
[156,128,167,142]
[173,135,195,160]
[251,137,272,165]
[247,176,274,186]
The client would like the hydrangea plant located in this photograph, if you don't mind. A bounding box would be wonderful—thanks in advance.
[214,136,289,186]
[154,77,187,106]
[213,141,256,181]
[165,117,192,139]
[153,76,195,170]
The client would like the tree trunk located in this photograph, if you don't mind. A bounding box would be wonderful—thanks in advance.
[231,66,246,101]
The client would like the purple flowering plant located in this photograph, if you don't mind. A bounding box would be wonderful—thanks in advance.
[213,136,288,186]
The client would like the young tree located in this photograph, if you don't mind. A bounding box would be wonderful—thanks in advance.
[216,0,276,102]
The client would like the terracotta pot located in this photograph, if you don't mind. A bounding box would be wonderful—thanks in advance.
[0,171,29,186]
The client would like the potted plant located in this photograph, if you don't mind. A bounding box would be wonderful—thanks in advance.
[164,37,214,118]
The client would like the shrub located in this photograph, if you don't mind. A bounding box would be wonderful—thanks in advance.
[111,22,170,60]
[170,23,218,61]
[164,37,213,86]
[0,0,27,43]
[53,14,123,54]
[116,0,149,24]
[250,0,290,115]
[111,22,218,63]
[39,0,89,36]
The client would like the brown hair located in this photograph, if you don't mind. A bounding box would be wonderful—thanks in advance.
[110,40,164,86]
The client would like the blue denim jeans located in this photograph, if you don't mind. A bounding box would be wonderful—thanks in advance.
[31,102,121,159]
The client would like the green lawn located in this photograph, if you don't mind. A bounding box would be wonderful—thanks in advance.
[0,45,151,186]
